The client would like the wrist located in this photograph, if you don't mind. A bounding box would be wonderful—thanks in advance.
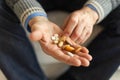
[82,6,99,24]
[29,16,48,27]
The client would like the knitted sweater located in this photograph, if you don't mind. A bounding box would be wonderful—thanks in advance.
[5,0,120,30]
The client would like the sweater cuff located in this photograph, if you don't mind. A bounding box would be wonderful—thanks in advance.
[85,0,104,23]
[12,0,47,31]
[86,4,98,13]
[85,0,113,23]
[24,12,47,32]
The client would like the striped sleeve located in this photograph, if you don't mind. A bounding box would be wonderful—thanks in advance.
[85,0,120,23]
[5,0,47,31]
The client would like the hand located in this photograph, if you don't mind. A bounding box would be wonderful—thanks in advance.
[29,16,92,67]
[63,6,98,44]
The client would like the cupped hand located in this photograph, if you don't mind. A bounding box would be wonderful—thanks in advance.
[29,16,92,67]
[63,6,98,44]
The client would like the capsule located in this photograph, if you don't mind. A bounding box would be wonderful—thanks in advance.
[62,44,75,52]
[74,47,82,53]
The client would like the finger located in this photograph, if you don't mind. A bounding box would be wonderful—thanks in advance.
[41,42,82,67]
[52,49,81,67]
[71,20,85,41]
[77,52,92,61]
[81,47,89,54]
[81,32,91,44]
[81,26,93,44]
[39,33,89,67]
[62,16,70,30]
[66,37,89,54]
[29,30,43,41]
[76,26,87,44]
[64,16,78,36]
[65,37,77,46]
[66,37,82,49]
[79,57,90,67]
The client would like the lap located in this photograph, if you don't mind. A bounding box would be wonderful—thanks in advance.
[0,1,47,80]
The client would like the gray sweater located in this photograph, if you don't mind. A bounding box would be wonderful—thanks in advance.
[5,0,120,28]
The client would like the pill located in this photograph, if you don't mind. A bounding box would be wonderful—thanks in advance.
[62,44,75,52]
[59,36,66,42]
[67,52,74,57]
[75,47,82,53]
[58,41,64,47]
[51,36,56,41]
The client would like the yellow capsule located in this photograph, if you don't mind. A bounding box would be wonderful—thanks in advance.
[59,36,66,42]
[58,41,64,48]
[62,44,75,52]
[53,40,59,44]
[75,47,82,53]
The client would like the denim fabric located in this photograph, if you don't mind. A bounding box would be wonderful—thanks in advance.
[0,0,47,80]
[38,0,87,12]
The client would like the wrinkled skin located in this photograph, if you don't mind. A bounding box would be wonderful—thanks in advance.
[29,16,92,67]
[63,7,98,44]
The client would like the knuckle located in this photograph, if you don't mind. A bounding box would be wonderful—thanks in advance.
[82,47,89,53]
[86,48,89,53]
[87,30,92,35]
[65,31,71,36]
[70,16,77,23]
[73,32,80,38]
[87,31,91,35]
[78,37,82,41]
[72,12,79,16]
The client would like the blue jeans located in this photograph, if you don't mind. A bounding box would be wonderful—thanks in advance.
[0,1,47,80]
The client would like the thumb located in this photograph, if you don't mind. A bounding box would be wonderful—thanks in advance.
[29,30,42,41]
